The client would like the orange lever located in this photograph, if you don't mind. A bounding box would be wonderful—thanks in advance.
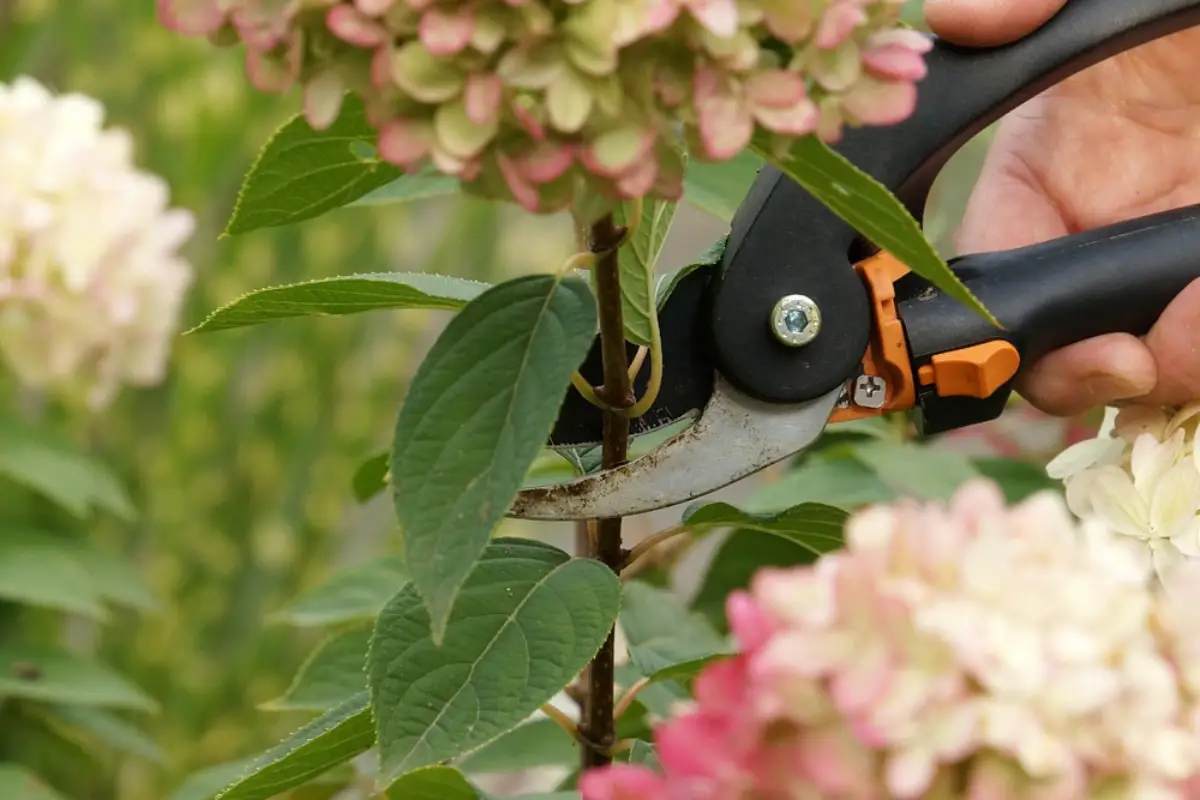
[828,252,1021,425]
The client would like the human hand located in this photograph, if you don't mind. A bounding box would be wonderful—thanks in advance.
[924,0,1200,416]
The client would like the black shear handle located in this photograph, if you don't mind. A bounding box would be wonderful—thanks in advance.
[900,203,1200,435]
[708,0,1200,409]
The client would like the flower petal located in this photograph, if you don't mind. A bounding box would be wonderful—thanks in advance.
[1170,516,1200,558]
[1088,465,1150,539]
[157,0,225,35]
[1130,431,1181,492]
[302,71,345,131]
[1150,461,1200,540]
[1152,539,1187,583]
[419,5,476,56]
[692,68,753,161]
[684,0,738,37]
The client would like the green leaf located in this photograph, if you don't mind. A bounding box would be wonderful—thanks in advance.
[851,439,979,500]
[755,134,996,325]
[626,740,659,769]
[169,759,259,800]
[216,693,375,800]
[614,198,676,346]
[683,151,763,221]
[225,94,406,235]
[972,456,1061,503]
[391,275,598,642]
[521,449,587,490]
[271,555,408,628]
[691,529,819,634]
[0,417,134,520]
[614,662,689,723]
[681,501,847,556]
[351,167,460,207]
[0,530,108,619]
[73,540,160,612]
[0,647,157,712]
[352,452,390,503]
[746,452,893,512]
[383,765,476,799]
[0,530,156,617]
[654,237,726,309]
[619,581,729,678]
[187,273,488,335]
[0,764,66,800]
[40,705,166,763]
[647,654,728,687]
[262,624,370,712]
[367,539,620,783]
[456,718,576,774]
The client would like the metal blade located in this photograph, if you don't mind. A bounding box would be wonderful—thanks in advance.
[510,378,841,520]
[547,260,716,448]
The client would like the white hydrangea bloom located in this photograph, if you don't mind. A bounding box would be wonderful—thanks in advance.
[1047,404,1200,581]
[0,76,194,409]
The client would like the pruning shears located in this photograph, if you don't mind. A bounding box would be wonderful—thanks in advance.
[511,0,1200,521]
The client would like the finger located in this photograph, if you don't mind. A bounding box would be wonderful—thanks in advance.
[924,0,1069,47]
[1139,277,1200,406]
[952,123,1157,417]
[1014,335,1157,417]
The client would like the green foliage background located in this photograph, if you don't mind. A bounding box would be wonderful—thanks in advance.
[0,1,576,797]
[0,0,1006,797]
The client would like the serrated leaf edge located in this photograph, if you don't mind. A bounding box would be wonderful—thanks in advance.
[185,272,491,335]
[752,136,999,327]
[259,623,371,712]
[214,692,374,800]
[367,543,619,787]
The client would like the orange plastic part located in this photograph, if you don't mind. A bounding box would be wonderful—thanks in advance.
[828,252,1022,425]
[829,251,918,424]
[917,340,1020,399]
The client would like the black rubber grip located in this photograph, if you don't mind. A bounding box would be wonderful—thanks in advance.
[900,204,1200,435]
[710,0,1200,406]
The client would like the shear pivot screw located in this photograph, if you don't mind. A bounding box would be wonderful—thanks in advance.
[853,375,887,409]
[770,294,821,347]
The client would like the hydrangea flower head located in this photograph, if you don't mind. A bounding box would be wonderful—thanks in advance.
[1047,404,1200,580]
[0,76,195,409]
[581,480,1200,799]
[157,0,931,213]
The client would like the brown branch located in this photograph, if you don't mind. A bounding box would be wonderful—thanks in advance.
[578,212,633,771]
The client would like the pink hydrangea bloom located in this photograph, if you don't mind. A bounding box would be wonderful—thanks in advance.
[158,0,930,213]
[582,480,1200,799]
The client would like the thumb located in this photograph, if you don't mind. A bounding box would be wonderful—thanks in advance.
[924,0,1069,47]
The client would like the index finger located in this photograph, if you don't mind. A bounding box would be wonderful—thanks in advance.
[924,0,1070,47]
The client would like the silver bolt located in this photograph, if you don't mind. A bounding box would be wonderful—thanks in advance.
[769,294,821,347]
[853,375,887,409]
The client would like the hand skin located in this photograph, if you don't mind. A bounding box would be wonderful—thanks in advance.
[924,0,1200,416]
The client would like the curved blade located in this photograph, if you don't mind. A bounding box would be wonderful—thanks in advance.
[511,378,841,520]
[548,260,716,448]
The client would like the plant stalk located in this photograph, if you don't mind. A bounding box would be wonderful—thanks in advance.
[579,212,634,771]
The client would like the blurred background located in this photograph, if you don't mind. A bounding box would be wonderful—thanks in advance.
[0,1,1087,798]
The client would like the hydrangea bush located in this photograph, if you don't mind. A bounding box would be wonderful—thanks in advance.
[0,75,190,797]
[0,76,194,408]
[1048,404,1200,581]
[582,480,1200,799]
[158,0,930,212]
[106,1,1200,799]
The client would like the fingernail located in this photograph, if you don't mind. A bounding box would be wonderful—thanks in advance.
[1084,372,1152,402]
